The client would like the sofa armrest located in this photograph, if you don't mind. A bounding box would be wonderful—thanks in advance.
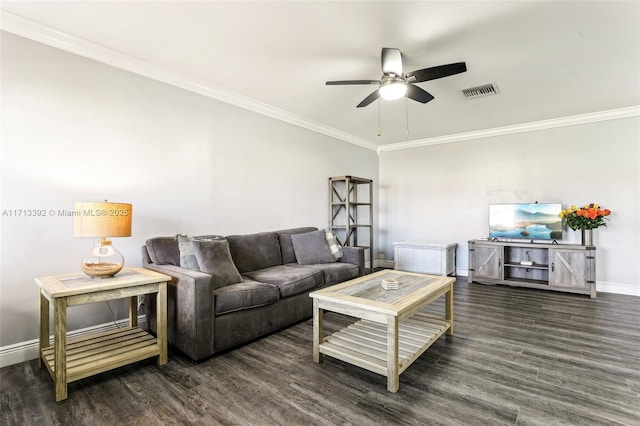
[141,245,152,266]
[144,264,216,361]
[339,246,365,276]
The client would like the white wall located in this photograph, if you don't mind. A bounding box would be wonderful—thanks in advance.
[379,117,640,291]
[0,33,379,347]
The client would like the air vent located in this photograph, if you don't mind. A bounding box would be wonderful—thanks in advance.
[462,83,499,99]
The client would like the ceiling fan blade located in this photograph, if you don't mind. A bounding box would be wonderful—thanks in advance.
[326,80,379,85]
[405,62,467,83]
[356,90,381,108]
[406,84,435,104]
[381,48,403,76]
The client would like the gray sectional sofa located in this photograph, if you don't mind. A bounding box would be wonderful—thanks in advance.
[142,227,364,361]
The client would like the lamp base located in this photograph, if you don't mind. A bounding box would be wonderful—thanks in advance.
[82,239,124,278]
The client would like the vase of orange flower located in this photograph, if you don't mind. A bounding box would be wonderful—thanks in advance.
[559,203,611,246]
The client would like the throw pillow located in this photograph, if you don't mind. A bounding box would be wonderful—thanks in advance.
[193,239,243,289]
[291,229,336,265]
[176,234,221,270]
[325,229,344,260]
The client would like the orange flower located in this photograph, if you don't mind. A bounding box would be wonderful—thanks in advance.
[559,202,612,230]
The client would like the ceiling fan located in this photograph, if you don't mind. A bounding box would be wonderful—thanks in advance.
[326,48,467,108]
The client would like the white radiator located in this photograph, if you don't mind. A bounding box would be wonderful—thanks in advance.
[393,241,457,276]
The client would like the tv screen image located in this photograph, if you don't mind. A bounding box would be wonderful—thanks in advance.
[489,203,563,240]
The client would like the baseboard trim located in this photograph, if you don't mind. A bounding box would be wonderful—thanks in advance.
[597,281,640,297]
[0,315,147,368]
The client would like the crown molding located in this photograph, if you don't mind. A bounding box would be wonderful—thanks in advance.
[0,11,379,152]
[3,11,637,155]
[378,105,640,153]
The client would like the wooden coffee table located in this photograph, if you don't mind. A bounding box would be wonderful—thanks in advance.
[310,270,454,392]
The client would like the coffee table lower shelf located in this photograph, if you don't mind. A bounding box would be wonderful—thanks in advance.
[319,312,450,377]
[41,327,160,383]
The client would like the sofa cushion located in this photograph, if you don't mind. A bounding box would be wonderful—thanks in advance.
[325,229,344,260]
[177,234,223,270]
[145,237,180,266]
[226,232,282,274]
[214,280,279,315]
[286,262,359,286]
[275,227,318,264]
[243,265,323,298]
[193,239,243,289]
[291,229,336,265]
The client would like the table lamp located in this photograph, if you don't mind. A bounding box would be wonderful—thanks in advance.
[74,201,132,278]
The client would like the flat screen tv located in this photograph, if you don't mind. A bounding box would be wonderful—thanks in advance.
[489,202,563,241]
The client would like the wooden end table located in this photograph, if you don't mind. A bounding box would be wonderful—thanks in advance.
[310,270,454,393]
[35,267,171,401]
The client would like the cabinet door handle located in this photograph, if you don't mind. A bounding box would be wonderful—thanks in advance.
[551,262,554,272]
[499,258,501,267]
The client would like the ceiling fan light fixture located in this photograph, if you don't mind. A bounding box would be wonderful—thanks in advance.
[326,48,466,108]
[379,79,407,100]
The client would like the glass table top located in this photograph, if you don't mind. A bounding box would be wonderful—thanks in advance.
[334,271,440,304]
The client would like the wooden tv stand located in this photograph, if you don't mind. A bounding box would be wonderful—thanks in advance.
[468,239,596,298]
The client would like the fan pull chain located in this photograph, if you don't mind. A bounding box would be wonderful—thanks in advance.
[405,97,410,139]
[377,99,382,136]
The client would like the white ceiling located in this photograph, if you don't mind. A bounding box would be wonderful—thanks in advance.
[2,1,640,149]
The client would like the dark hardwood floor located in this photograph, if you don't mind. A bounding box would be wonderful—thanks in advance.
[2,278,639,425]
